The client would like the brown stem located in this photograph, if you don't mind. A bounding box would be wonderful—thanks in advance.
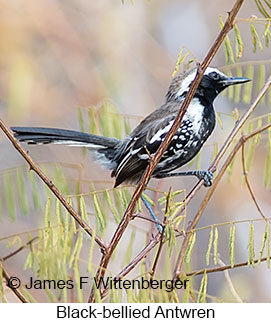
[1,237,38,262]
[100,233,160,300]
[1,264,28,303]
[132,213,163,226]
[241,142,266,219]
[0,119,107,252]
[186,255,270,277]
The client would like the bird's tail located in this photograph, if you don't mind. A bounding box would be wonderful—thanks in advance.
[11,127,121,169]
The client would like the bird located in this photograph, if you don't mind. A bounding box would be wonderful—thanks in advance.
[11,67,250,189]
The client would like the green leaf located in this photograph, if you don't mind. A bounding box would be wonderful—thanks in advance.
[45,288,57,302]
[29,171,41,209]
[0,262,5,302]
[16,169,28,215]
[182,278,191,303]
[93,192,106,232]
[45,197,51,228]
[234,65,243,103]
[124,117,131,136]
[172,47,190,77]
[216,112,223,130]
[212,142,218,162]
[254,118,262,145]
[224,67,234,100]
[250,22,264,52]
[197,270,208,303]
[142,192,155,206]
[165,220,176,256]
[257,64,266,105]
[99,101,122,138]
[56,199,64,234]
[206,227,213,266]
[213,227,219,265]
[79,196,90,225]
[77,107,85,132]
[88,106,100,135]
[4,173,16,221]
[54,166,69,195]
[263,20,271,46]
[69,232,83,268]
[229,224,236,267]
[242,64,254,104]
[105,189,120,224]
[93,283,102,303]
[255,0,271,18]
[87,228,96,273]
[248,221,255,267]
[122,230,136,266]
[245,139,256,173]
[258,220,268,263]
[220,16,235,64]
[184,232,196,264]
[74,263,84,302]
[234,23,244,59]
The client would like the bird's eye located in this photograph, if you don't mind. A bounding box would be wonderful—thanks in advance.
[210,72,220,80]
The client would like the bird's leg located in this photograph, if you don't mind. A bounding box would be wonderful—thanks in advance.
[155,170,214,187]
[140,195,163,233]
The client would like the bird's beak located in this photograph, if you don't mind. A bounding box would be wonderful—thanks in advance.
[220,76,251,87]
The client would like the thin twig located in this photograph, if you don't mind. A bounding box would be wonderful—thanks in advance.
[100,233,160,300]
[88,0,245,302]
[0,237,38,262]
[0,119,107,252]
[150,188,172,281]
[241,142,266,219]
[217,258,243,303]
[132,213,164,226]
[186,255,271,277]
[1,264,28,303]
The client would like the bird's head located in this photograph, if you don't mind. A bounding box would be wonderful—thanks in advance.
[166,67,251,104]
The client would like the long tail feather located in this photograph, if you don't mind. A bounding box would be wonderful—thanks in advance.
[11,126,121,170]
[11,127,120,148]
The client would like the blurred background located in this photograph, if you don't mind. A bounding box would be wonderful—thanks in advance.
[0,0,270,302]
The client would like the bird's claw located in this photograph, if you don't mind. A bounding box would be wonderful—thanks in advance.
[196,170,214,187]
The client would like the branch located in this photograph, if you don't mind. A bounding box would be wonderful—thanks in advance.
[89,0,245,302]
[241,142,266,219]
[0,119,107,252]
[186,255,271,277]
[1,264,28,303]
[217,258,243,303]
[100,233,160,300]
[0,237,38,262]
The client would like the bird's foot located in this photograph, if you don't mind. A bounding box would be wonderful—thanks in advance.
[194,170,214,187]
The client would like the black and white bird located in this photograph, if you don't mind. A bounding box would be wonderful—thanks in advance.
[12,67,250,189]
